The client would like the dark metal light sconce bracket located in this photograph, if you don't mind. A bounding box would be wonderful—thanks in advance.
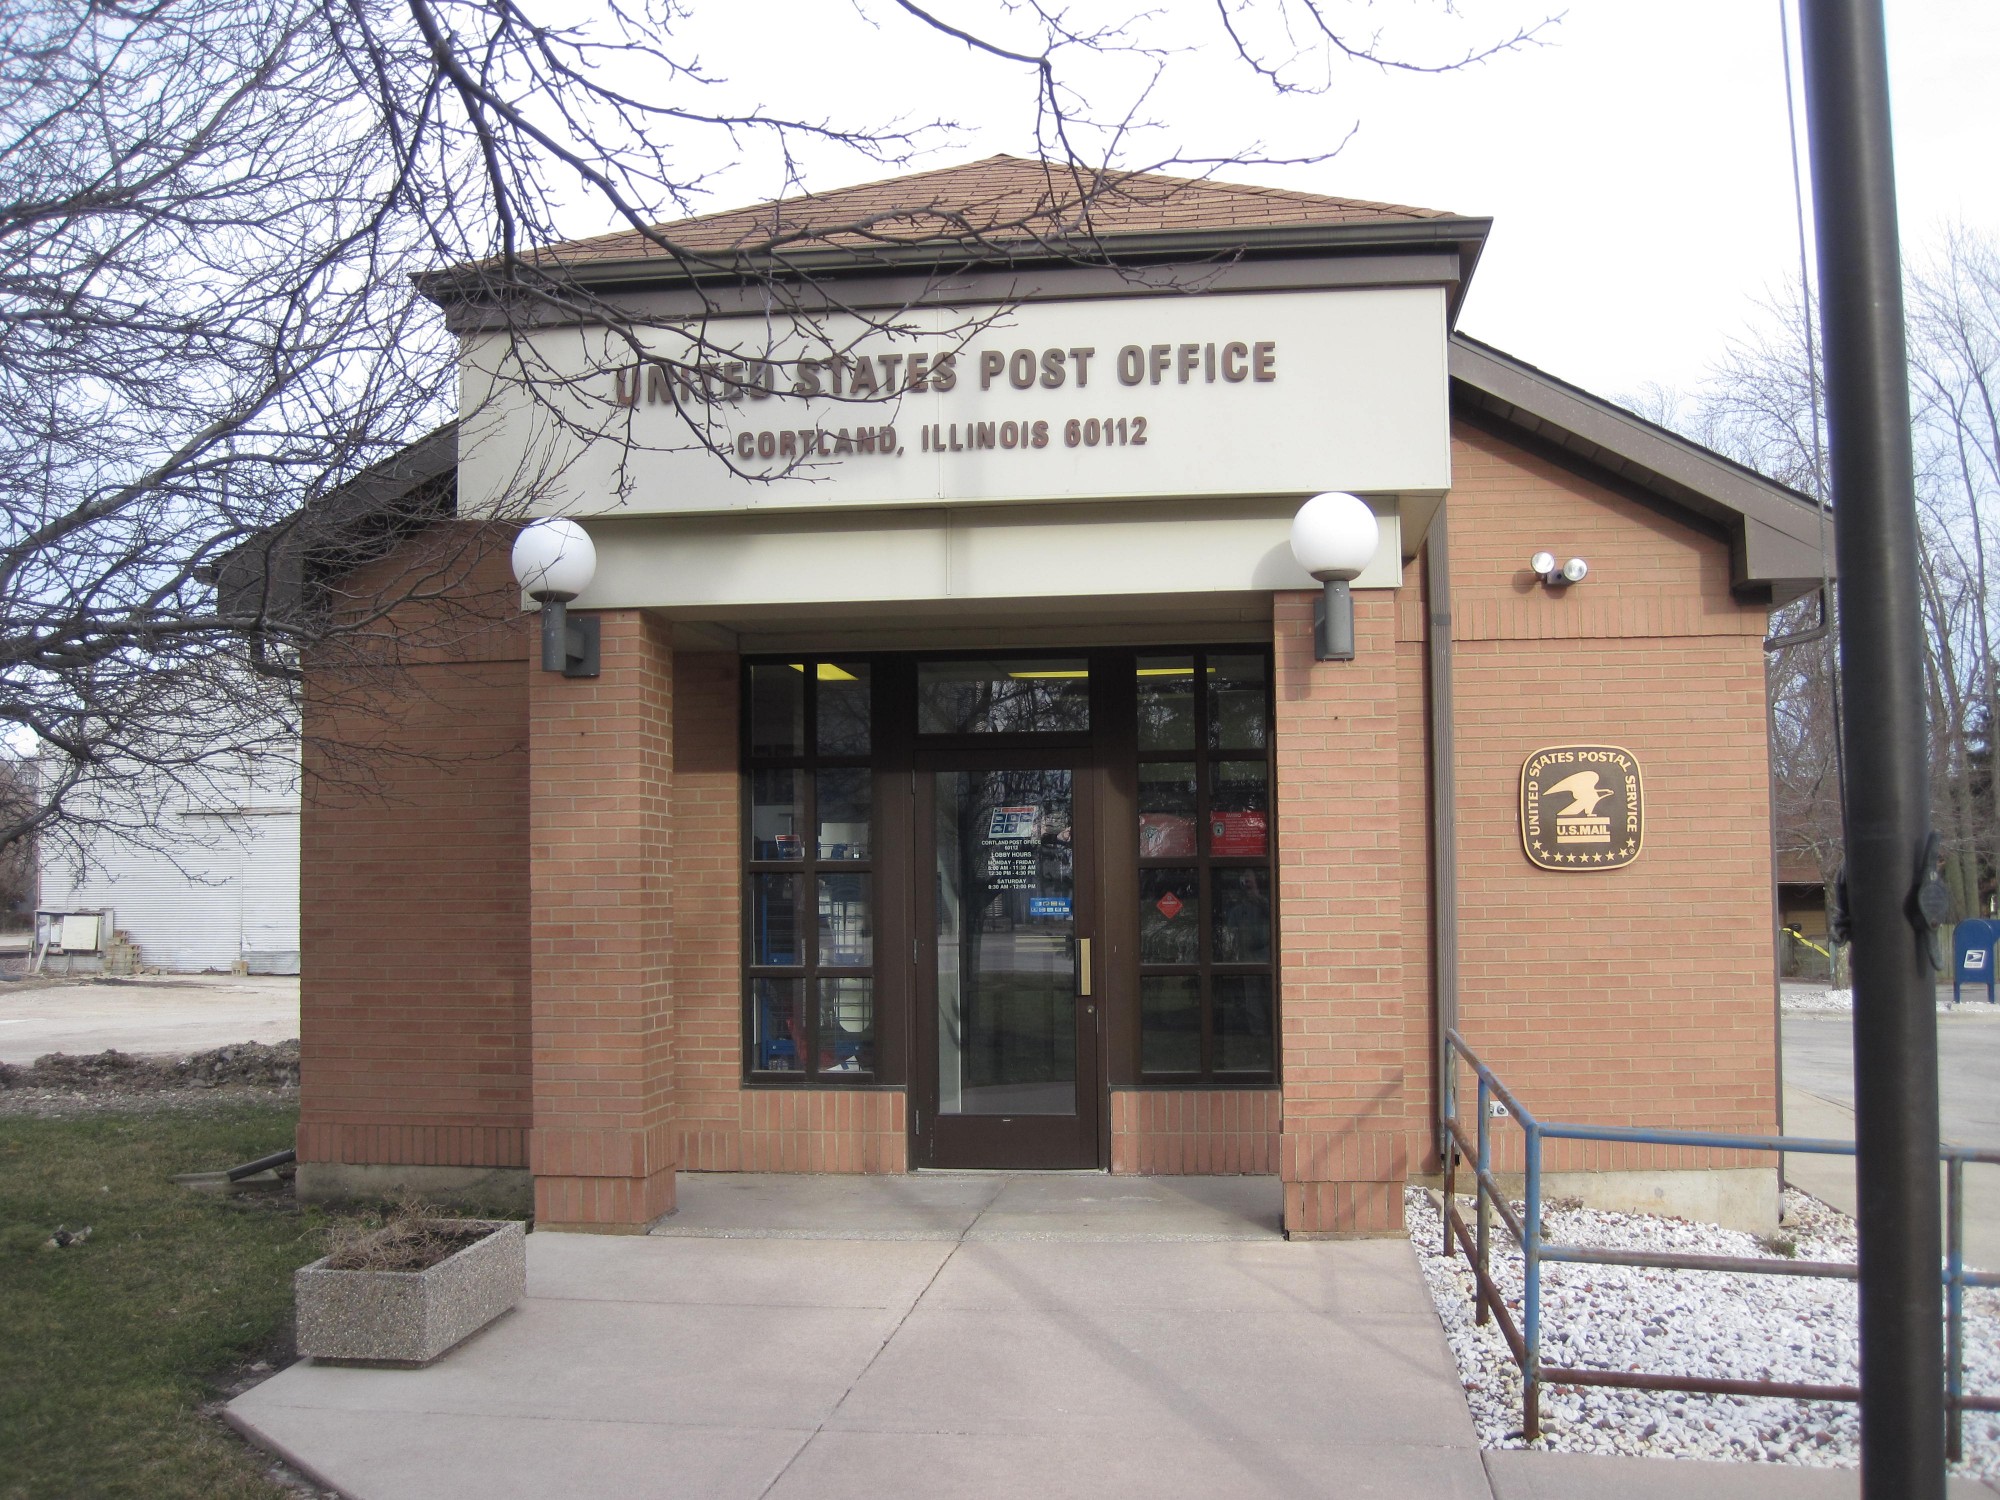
[1313,578,1355,661]
[538,600,600,678]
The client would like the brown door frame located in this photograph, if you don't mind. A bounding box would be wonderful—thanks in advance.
[911,744,1104,1169]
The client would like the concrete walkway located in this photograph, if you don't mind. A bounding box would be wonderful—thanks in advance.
[229,1174,1999,1498]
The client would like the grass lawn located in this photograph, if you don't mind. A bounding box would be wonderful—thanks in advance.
[0,1099,326,1500]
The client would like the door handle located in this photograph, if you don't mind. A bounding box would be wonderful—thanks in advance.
[1078,937,1092,997]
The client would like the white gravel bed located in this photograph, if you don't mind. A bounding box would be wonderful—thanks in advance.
[1782,985,1997,1014]
[1406,1185,2000,1480]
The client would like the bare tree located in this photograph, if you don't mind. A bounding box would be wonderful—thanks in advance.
[1641,228,2000,929]
[1908,228,2000,913]
[1629,297,1845,924]
[1,0,1552,863]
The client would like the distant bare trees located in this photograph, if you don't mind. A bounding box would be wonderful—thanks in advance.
[1908,230,2000,919]
[1,0,1549,865]
[1640,228,2000,925]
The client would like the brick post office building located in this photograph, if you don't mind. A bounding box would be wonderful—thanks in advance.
[294,158,1826,1237]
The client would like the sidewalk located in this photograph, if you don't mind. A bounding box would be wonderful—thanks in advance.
[228,1174,1998,1498]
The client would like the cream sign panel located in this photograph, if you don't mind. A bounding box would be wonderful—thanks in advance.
[458,286,1450,518]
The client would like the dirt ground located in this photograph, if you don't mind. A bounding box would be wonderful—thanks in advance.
[0,972,298,1064]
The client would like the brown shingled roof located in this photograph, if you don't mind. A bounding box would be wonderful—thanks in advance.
[544,154,1455,267]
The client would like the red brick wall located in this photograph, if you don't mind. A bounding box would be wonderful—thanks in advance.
[301,415,1777,1214]
[1111,1090,1280,1174]
[298,539,532,1174]
[1273,422,1778,1233]
[1275,587,1411,1235]
[1441,420,1777,1174]
[528,611,677,1228]
[669,651,744,1168]
[737,1091,907,1173]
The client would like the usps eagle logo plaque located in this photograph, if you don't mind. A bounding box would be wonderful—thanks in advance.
[1520,745,1643,871]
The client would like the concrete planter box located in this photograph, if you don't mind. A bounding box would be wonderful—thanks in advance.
[295,1219,526,1366]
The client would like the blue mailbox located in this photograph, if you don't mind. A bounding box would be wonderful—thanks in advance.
[1954,918,2000,1004]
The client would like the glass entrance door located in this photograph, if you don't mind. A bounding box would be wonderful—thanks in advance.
[918,759,1100,1168]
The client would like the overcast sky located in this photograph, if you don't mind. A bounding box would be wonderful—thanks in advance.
[661,1,1997,406]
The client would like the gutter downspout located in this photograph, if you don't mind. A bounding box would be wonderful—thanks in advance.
[1426,519,1460,1165]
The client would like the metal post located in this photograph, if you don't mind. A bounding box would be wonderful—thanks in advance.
[1476,1077,1492,1327]
[1523,1124,1542,1442]
[1799,4,1946,1493]
[1442,1044,1457,1258]
[1946,1155,1964,1463]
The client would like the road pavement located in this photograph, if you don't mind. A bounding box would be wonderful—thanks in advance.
[1781,1008,2000,1270]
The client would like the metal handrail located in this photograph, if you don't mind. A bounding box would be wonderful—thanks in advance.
[1439,1028,1999,1457]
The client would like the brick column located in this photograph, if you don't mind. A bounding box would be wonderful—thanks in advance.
[528,610,676,1230]
[1275,589,1409,1237]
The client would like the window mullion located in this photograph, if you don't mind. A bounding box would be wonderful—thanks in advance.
[802,665,821,1078]
[1194,650,1216,1081]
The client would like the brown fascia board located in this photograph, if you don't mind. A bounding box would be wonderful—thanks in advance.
[1448,335,1831,606]
[419,217,1494,326]
[215,423,460,620]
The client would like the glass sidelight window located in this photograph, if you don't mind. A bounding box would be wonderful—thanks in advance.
[744,661,877,1079]
[1135,651,1276,1080]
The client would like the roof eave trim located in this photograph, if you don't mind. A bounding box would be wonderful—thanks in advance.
[418,217,1494,303]
[1448,334,1832,597]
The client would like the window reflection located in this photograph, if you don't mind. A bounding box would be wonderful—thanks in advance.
[748,664,804,757]
[816,662,871,755]
[1141,975,1201,1074]
[744,658,877,1081]
[753,978,803,1072]
[1209,654,1268,749]
[816,769,870,859]
[1214,975,1274,1072]
[817,874,872,967]
[1140,868,1200,964]
[1211,869,1270,964]
[1138,761,1197,859]
[817,977,874,1073]
[1136,656,1195,751]
[750,768,805,859]
[751,874,802,965]
[918,660,1090,733]
[1134,647,1274,1080]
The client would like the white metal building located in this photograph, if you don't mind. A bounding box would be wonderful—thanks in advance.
[38,754,301,975]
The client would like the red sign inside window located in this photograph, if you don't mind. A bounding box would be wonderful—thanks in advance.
[1154,891,1185,920]
[1210,811,1268,857]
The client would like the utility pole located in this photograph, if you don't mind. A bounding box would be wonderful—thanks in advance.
[1798,3,1945,1495]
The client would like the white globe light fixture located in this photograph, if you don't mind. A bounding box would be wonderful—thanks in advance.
[1290,492,1379,661]
[511,517,600,677]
